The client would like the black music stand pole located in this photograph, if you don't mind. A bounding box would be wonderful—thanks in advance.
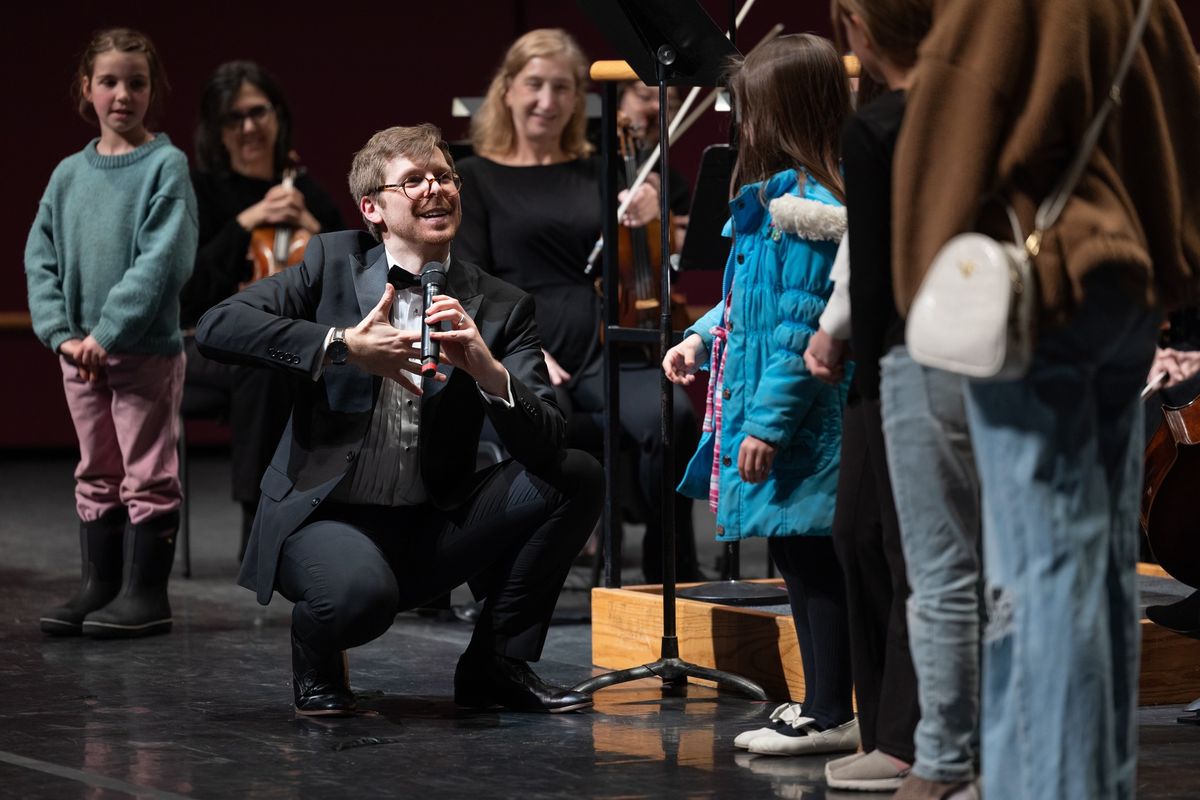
[573,0,764,701]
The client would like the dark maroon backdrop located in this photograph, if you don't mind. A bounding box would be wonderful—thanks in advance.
[3,1,1197,448]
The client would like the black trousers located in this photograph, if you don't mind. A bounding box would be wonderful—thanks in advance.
[831,397,919,762]
[769,534,854,730]
[275,450,602,661]
[567,359,702,581]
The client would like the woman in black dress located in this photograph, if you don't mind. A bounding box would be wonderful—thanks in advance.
[455,29,703,582]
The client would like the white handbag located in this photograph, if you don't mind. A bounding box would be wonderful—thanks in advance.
[906,0,1153,380]
[906,207,1035,379]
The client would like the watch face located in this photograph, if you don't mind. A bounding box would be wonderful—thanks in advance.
[329,339,349,365]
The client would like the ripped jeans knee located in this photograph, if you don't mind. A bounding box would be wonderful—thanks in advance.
[984,581,1014,643]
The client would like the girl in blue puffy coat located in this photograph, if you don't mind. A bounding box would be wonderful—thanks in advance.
[663,33,857,756]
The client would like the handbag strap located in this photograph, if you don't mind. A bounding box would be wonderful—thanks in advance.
[1023,0,1154,257]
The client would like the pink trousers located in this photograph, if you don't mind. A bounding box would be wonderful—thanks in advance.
[60,352,185,524]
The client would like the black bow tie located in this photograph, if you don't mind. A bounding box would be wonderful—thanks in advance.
[388,266,420,291]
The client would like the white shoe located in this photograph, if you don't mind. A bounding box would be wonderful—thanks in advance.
[747,717,861,757]
[823,749,867,782]
[825,748,909,791]
[732,702,807,749]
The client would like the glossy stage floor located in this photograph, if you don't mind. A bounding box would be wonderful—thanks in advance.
[3,451,1199,799]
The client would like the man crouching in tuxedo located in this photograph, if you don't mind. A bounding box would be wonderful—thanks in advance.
[196,124,600,716]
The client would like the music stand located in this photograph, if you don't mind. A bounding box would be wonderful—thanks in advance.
[677,144,735,272]
[573,0,765,701]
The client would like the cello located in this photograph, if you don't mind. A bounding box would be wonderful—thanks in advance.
[1141,390,1200,589]
[1141,374,1200,723]
[612,113,690,332]
[246,152,311,283]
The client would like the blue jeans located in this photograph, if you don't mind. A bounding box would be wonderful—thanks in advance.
[965,273,1159,800]
[880,346,982,783]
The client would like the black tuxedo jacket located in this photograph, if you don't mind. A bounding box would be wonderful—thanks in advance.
[195,230,564,604]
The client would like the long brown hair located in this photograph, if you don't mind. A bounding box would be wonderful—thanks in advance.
[830,0,932,69]
[727,34,850,203]
[470,29,593,160]
[74,28,169,127]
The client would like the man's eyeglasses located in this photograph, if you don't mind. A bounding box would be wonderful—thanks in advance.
[219,104,274,130]
[373,172,463,200]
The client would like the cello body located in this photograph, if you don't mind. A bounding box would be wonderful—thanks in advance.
[1141,393,1200,589]
[614,217,690,331]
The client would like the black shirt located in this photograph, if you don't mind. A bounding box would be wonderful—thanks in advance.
[180,170,344,328]
[843,90,907,400]
[455,156,603,375]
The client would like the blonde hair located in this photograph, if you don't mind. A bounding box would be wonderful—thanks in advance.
[470,28,594,160]
[348,123,455,240]
[830,0,932,69]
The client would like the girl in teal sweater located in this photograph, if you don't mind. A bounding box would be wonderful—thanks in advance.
[24,28,198,639]
[663,34,857,756]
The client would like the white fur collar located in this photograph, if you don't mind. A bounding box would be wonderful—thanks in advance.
[769,195,847,242]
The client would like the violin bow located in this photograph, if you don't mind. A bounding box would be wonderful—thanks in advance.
[1142,371,1170,400]
[585,0,764,272]
[670,24,785,142]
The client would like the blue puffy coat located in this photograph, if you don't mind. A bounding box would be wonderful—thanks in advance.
[678,169,850,541]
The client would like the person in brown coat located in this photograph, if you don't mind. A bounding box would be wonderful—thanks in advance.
[892,1,1200,798]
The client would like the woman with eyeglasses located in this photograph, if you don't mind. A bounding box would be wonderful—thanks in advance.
[455,29,705,584]
[180,60,343,559]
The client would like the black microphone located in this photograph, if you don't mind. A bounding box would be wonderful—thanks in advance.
[420,262,449,376]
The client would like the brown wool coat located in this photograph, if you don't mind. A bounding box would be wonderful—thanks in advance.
[893,0,1200,329]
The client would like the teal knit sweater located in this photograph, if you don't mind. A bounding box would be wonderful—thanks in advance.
[25,134,198,355]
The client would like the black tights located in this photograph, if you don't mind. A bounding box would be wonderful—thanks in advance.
[769,535,854,730]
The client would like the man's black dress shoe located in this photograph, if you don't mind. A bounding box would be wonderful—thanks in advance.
[454,652,593,713]
[1146,590,1200,638]
[292,631,356,716]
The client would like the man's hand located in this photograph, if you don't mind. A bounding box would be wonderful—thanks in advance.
[738,435,777,484]
[662,333,706,385]
[542,350,572,386]
[803,327,846,385]
[344,284,439,395]
[426,295,508,397]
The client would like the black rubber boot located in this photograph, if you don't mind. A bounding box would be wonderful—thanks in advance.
[292,630,356,716]
[82,510,178,639]
[40,507,127,635]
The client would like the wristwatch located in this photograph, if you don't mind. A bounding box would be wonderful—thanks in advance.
[328,328,349,365]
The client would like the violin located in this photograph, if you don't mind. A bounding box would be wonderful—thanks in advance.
[612,113,690,331]
[246,152,311,283]
[1140,391,1200,589]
